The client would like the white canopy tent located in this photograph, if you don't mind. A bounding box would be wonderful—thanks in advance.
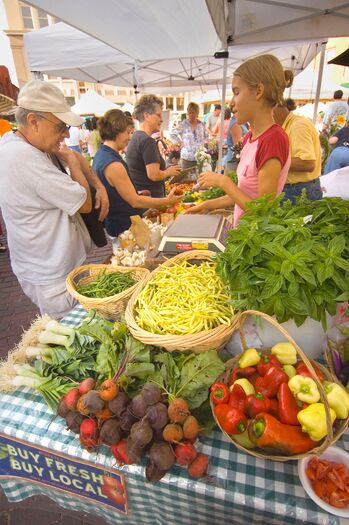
[24,22,320,94]
[25,0,349,57]
[71,90,121,116]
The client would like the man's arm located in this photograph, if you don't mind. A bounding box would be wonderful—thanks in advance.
[73,152,109,221]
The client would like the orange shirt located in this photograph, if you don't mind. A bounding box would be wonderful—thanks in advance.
[0,119,12,137]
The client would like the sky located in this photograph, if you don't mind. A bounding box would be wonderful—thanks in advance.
[0,0,18,85]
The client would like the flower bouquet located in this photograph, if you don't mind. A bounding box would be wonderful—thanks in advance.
[195,147,212,173]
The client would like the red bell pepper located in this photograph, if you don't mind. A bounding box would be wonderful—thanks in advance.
[210,382,230,405]
[277,382,301,426]
[248,412,316,455]
[296,362,324,382]
[214,404,247,434]
[228,383,247,412]
[257,354,281,376]
[229,366,256,385]
[245,392,278,419]
[254,365,288,398]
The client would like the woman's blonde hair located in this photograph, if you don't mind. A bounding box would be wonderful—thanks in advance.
[234,54,294,107]
[98,109,133,141]
[187,102,199,114]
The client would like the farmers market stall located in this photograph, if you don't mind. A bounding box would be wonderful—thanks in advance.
[0,304,348,525]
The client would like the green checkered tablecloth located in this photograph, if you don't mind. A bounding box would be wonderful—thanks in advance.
[0,305,348,525]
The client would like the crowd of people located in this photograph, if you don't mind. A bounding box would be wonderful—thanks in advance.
[0,54,348,318]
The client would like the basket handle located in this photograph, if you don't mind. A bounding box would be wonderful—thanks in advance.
[236,309,334,444]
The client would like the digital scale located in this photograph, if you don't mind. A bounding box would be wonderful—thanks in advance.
[158,214,233,254]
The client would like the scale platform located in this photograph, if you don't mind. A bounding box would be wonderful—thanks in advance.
[158,214,233,254]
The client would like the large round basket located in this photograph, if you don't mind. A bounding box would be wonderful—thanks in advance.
[66,264,150,320]
[211,309,349,461]
[125,250,238,353]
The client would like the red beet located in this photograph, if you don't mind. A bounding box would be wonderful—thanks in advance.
[64,387,80,411]
[79,418,99,449]
[79,377,96,395]
[187,453,208,478]
[174,441,197,466]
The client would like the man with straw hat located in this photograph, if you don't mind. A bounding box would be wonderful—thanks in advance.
[0,80,103,318]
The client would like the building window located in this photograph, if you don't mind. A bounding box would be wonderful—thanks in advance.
[176,97,184,111]
[117,89,126,96]
[37,8,49,27]
[165,97,174,110]
[78,81,85,87]
[20,3,34,29]
[105,90,114,96]
[79,88,86,94]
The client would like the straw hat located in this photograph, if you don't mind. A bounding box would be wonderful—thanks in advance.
[0,93,15,113]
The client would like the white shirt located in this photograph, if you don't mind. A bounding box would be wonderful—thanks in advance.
[0,132,88,284]
[320,166,349,199]
[65,126,83,147]
[323,101,349,127]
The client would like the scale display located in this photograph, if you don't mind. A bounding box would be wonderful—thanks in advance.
[158,214,233,254]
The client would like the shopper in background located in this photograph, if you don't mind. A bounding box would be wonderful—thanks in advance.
[206,104,221,135]
[187,54,292,226]
[126,94,181,197]
[211,107,231,141]
[65,125,84,152]
[223,101,248,172]
[93,109,180,238]
[322,90,349,131]
[170,102,209,170]
[273,100,322,203]
[323,125,349,174]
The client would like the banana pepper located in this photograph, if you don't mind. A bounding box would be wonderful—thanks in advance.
[239,348,260,368]
[323,381,349,419]
[297,403,336,441]
[271,342,297,365]
[288,374,320,404]
[230,378,255,396]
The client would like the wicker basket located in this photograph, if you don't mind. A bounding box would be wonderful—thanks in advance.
[211,309,349,461]
[125,250,238,353]
[66,264,150,320]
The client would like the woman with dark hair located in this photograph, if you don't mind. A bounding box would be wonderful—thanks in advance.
[126,95,181,197]
[93,109,180,237]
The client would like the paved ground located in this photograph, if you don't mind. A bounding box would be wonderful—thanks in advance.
[0,214,114,525]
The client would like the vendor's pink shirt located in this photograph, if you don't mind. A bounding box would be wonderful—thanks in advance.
[234,124,290,226]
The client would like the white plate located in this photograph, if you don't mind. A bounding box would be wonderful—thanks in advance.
[298,446,349,518]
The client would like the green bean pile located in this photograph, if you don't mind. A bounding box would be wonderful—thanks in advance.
[135,260,234,335]
[77,269,135,298]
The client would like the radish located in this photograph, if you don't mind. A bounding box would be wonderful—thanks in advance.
[188,453,208,478]
[174,441,197,466]
[64,387,80,411]
[79,418,99,449]
[78,377,96,395]
[111,439,132,464]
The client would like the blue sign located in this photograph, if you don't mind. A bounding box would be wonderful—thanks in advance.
[0,433,128,514]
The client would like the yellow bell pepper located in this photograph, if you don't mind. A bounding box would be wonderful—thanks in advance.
[297,403,336,441]
[230,378,255,396]
[238,348,260,368]
[283,364,297,379]
[271,342,297,365]
[288,375,320,404]
[323,381,349,419]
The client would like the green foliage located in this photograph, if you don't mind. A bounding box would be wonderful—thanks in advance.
[216,194,349,328]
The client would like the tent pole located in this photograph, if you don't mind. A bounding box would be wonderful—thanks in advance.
[312,41,327,124]
[217,51,228,172]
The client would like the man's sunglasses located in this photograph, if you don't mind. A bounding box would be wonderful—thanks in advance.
[39,114,71,133]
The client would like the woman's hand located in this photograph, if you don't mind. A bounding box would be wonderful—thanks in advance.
[185,202,207,214]
[95,185,109,221]
[198,172,227,189]
[165,187,182,206]
[165,165,182,177]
